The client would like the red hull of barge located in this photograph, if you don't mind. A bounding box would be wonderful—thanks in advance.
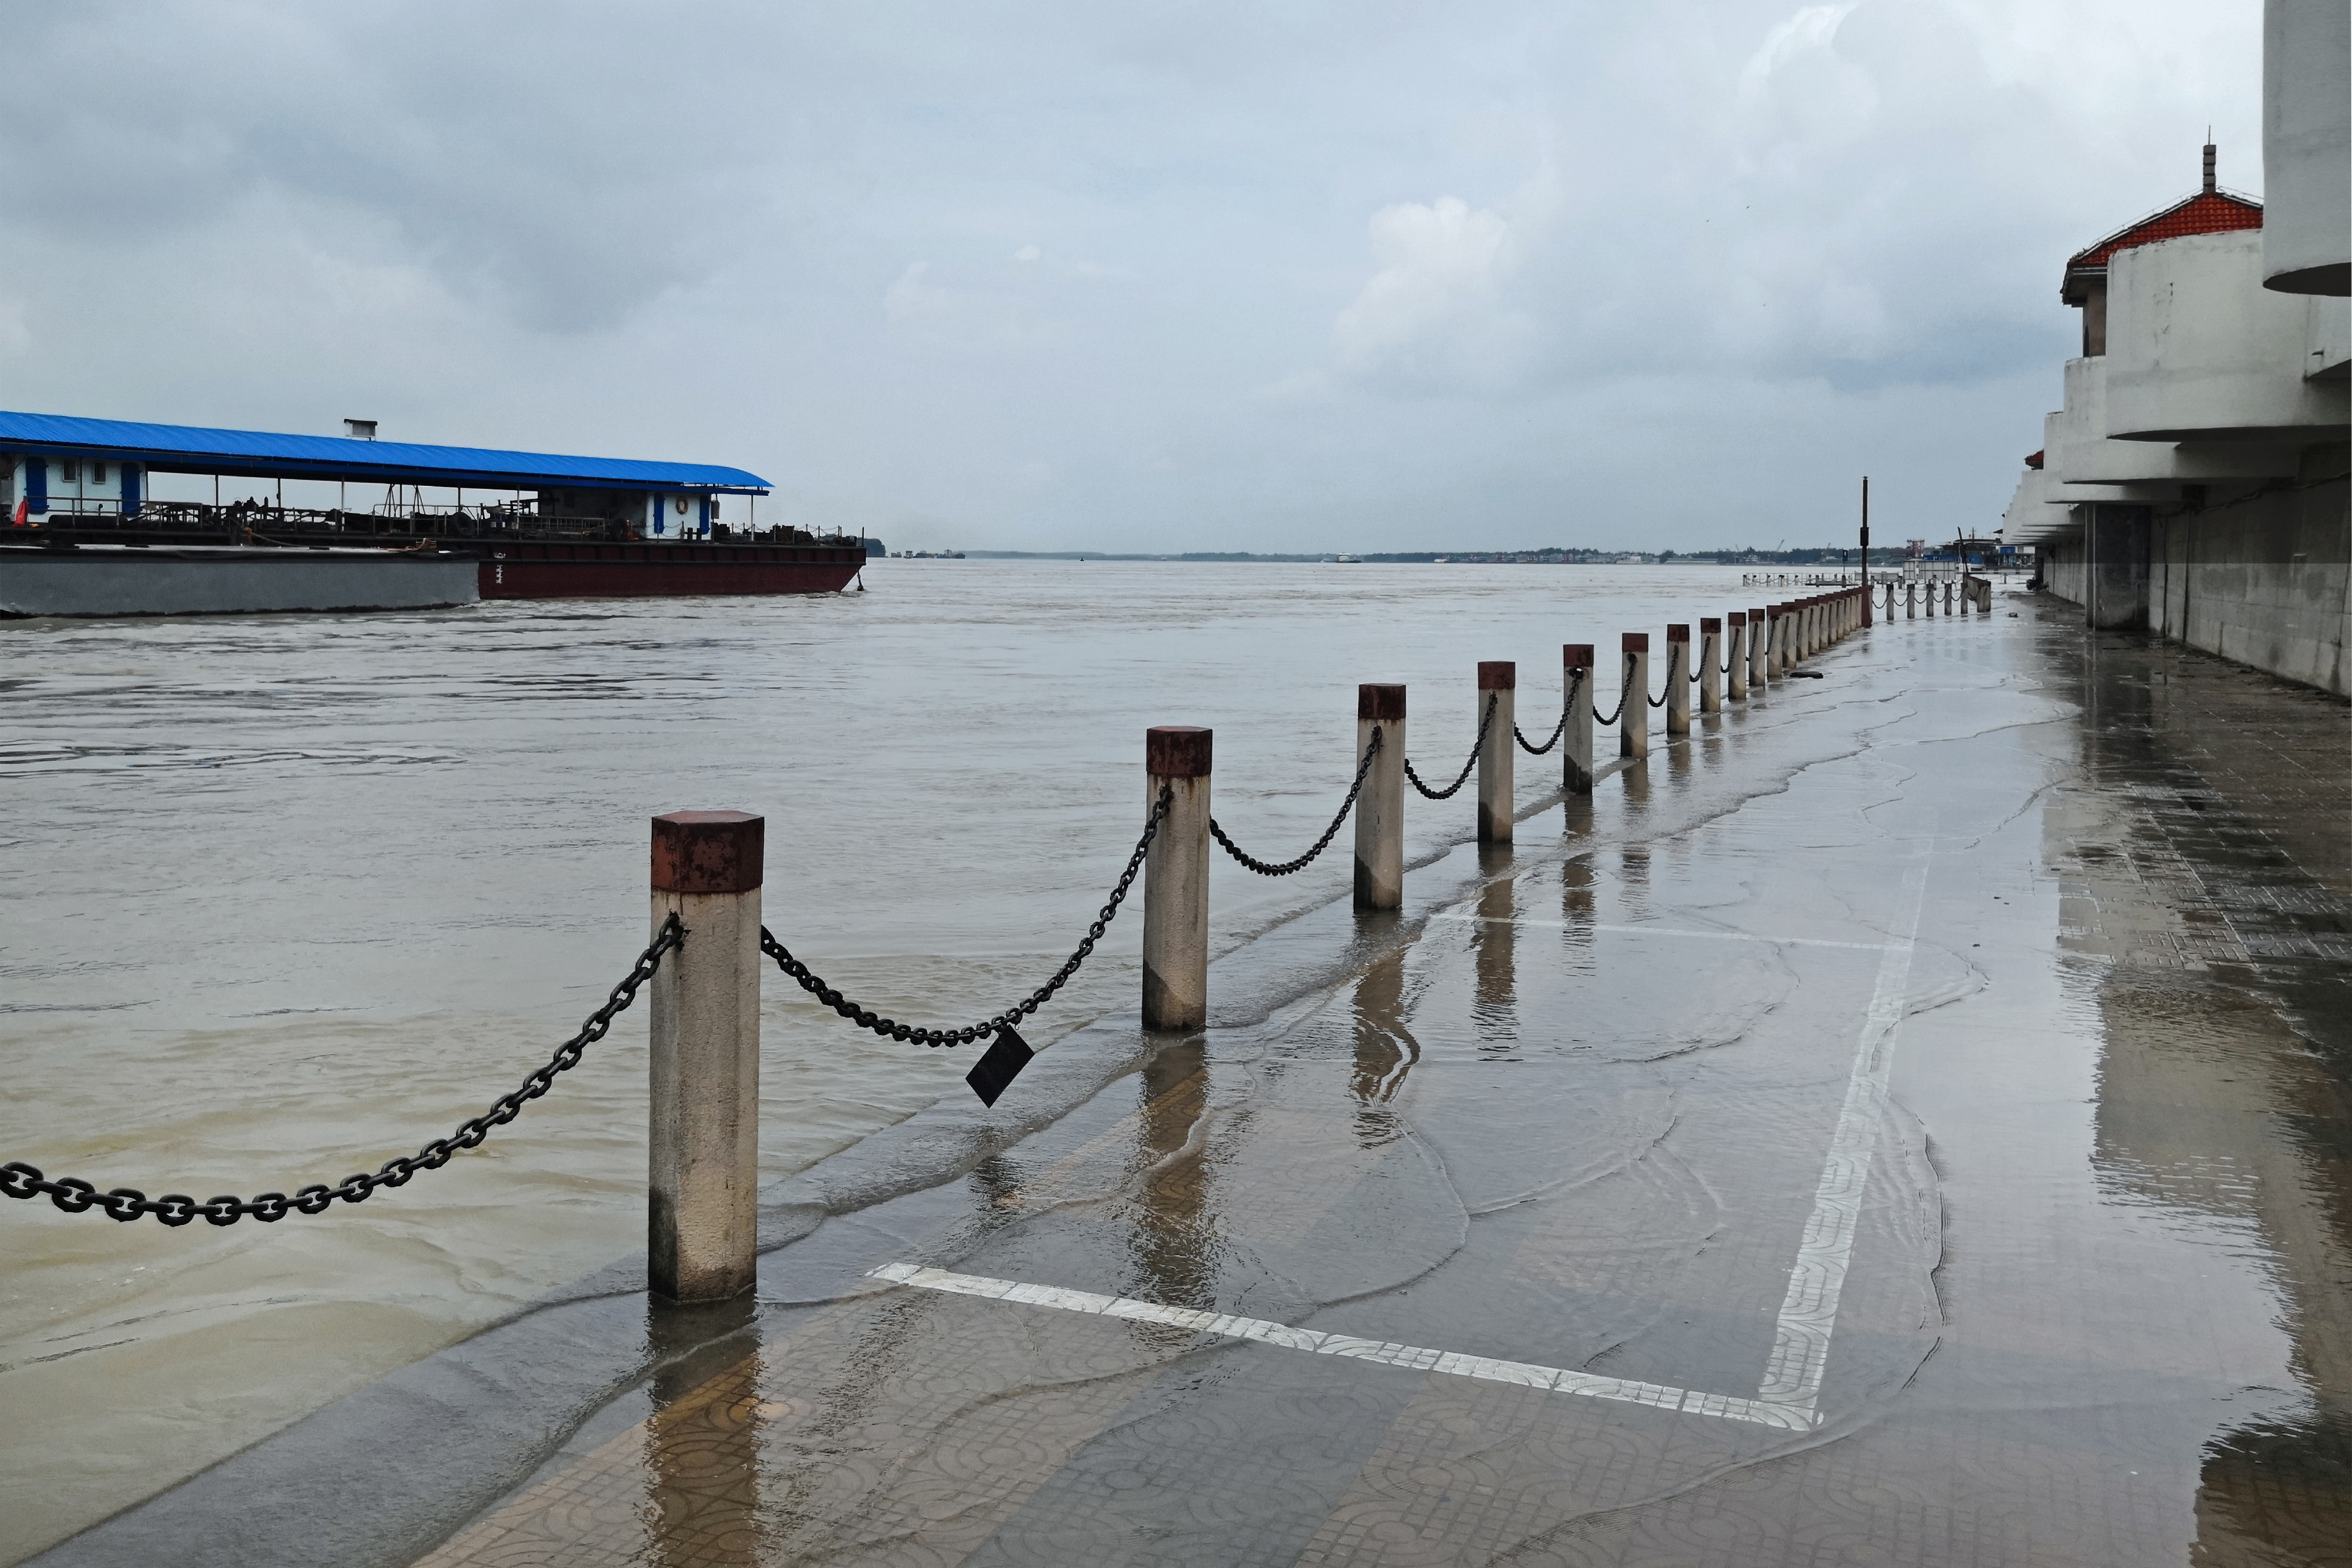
[477,539,864,599]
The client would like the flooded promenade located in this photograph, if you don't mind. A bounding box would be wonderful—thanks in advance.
[9,571,2351,1564]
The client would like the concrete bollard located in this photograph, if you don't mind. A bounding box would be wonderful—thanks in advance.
[1563,644,1595,794]
[1749,607,1769,689]
[1355,684,1406,911]
[1620,633,1650,760]
[1699,618,1722,713]
[1726,613,1749,701]
[648,810,764,1305]
[1762,605,1782,681]
[1476,662,1514,845]
[1927,580,1937,617]
[1141,726,1211,1031]
[1665,624,1692,736]
[1906,581,1917,618]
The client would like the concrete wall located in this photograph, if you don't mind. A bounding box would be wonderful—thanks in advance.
[2043,534,2088,607]
[2263,0,2351,296]
[2039,461,2350,697]
[2150,462,2350,695]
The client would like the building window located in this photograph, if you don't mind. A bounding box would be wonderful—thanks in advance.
[60,460,78,484]
[91,462,108,484]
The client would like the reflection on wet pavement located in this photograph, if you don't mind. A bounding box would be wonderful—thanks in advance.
[401,605,2349,1565]
[55,600,2352,1566]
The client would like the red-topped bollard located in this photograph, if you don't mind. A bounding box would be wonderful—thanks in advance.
[1748,607,1769,689]
[1563,644,1595,795]
[1477,661,1514,845]
[1621,633,1650,760]
[649,810,764,1303]
[1725,613,1748,703]
[1142,727,1212,1031]
[1356,684,1406,910]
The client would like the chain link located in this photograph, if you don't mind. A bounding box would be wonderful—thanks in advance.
[2,915,686,1228]
[1592,655,1632,727]
[762,787,1171,1046]
[1404,693,1498,800]
[1211,728,1381,877]
[1515,669,1572,756]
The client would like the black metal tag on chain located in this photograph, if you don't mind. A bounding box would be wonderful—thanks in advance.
[966,1025,1034,1106]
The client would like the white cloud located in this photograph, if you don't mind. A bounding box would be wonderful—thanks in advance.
[1331,196,1534,393]
[883,262,951,323]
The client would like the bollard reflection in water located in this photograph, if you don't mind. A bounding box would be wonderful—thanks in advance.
[1471,850,1518,1050]
[1347,947,1416,1146]
[644,1295,765,1568]
[1127,1039,1215,1311]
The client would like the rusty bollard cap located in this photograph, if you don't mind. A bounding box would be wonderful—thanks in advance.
[1358,684,1406,721]
[1477,661,1515,690]
[1147,726,1212,778]
[1563,643,1593,669]
[652,811,764,894]
[1621,632,1649,652]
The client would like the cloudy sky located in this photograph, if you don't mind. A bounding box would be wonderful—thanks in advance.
[0,0,2262,551]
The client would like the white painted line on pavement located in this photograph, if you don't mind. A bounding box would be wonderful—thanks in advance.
[867,1262,1819,1430]
[873,857,1933,1435]
[1428,912,1901,952]
[1756,855,1930,1412]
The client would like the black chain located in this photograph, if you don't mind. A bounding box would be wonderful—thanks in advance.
[1,915,685,1228]
[1515,671,1573,755]
[1404,693,1498,800]
[762,788,1171,1047]
[1593,658,1630,727]
[1212,728,1381,876]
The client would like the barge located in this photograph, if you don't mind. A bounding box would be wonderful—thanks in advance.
[0,410,866,612]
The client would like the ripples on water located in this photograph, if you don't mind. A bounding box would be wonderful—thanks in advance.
[0,561,1766,1557]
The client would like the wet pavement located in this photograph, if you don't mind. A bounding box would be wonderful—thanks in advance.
[33,595,2352,1567]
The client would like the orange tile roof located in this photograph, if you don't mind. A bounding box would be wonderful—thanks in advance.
[2066,190,2263,273]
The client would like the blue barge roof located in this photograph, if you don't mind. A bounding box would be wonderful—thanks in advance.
[0,410,770,494]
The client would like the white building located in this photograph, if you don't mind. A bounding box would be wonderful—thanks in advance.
[2003,0,2349,694]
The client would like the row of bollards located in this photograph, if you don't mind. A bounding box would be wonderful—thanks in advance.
[649,584,1871,1302]
[1880,575,1994,618]
[1138,583,1873,1019]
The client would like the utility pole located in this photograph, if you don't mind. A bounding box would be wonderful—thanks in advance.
[1860,476,1873,626]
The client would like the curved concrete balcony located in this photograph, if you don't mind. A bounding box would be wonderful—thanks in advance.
[2106,231,2351,442]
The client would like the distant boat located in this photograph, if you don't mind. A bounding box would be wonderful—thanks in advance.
[1335,553,1359,563]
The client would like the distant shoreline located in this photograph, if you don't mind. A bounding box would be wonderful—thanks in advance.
[948,549,1943,566]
